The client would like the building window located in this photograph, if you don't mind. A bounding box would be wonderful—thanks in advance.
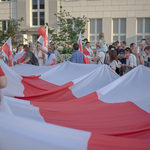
[0,20,8,31]
[137,18,150,43]
[113,18,126,42]
[1,0,11,1]
[90,19,102,46]
[32,0,45,26]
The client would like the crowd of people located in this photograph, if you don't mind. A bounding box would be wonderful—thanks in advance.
[71,33,150,75]
[0,41,64,67]
[0,32,150,76]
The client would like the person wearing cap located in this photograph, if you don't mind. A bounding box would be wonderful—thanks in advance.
[40,44,57,66]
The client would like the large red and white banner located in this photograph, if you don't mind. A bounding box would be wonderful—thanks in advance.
[0,60,150,150]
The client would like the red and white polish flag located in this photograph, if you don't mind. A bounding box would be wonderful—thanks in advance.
[13,51,26,64]
[2,37,13,67]
[37,26,48,51]
[0,61,150,150]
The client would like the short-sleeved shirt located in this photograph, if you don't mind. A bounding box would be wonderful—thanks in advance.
[110,60,119,70]
[25,51,33,64]
[126,53,137,68]
[71,50,84,64]
[45,53,56,66]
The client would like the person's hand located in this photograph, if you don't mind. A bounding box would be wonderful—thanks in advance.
[118,54,121,59]
[121,64,125,67]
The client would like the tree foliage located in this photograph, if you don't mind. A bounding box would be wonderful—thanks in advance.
[48,9,88,54]
[0,18,24,45]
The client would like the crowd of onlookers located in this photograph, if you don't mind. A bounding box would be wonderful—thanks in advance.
[71,33,150,75]
[0,32,150,76]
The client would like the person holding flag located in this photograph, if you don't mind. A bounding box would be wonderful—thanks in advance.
[13,44,26,65]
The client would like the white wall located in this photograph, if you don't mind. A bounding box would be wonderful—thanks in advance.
[61,0,150,45]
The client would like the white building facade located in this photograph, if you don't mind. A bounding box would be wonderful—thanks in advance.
[61,0,150,46]
[0,0,150,46]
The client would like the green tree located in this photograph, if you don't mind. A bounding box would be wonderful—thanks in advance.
[48,8,88,54]
[0,18,24,45]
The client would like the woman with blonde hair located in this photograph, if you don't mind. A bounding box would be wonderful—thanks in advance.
[99,33,108,52]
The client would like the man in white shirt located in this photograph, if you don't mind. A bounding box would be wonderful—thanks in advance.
[124,47,137,72]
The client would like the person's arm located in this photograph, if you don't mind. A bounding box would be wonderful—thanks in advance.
[92,56,100,62]
[0,67,7,89]
[21,52,31,64]
[22,57,30,64]
[140,55,144,65]
[58,54,64,62]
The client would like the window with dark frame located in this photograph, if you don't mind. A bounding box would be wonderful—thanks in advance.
[32,0,45,26]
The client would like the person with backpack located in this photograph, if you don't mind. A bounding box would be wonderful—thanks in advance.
[20,45,39,66]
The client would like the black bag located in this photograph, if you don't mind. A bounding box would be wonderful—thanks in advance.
[31,53,39,66]
[115,67,120,75]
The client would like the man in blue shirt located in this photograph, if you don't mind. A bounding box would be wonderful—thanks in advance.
[71,43,84,64]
